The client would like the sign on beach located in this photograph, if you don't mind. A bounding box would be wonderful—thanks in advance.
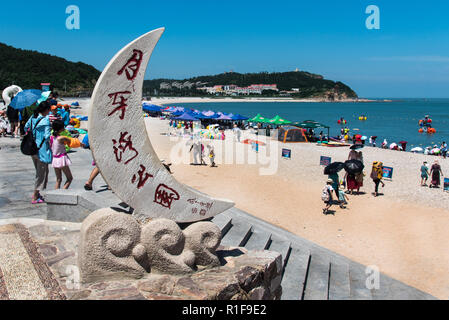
[444,178,449,192]
[382,166,393,180]
[282,148,291,159]
[320,156,331,166]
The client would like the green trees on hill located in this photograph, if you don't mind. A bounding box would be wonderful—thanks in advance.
[143,71,358,99]
[0,43,100,95]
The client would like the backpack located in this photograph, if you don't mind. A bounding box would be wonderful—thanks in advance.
[20,117,44,156]
[321,186,330,202]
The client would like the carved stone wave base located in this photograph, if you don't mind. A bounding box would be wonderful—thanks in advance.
[72,248,282,300]
[78,208,222,283]
[75,208,282,300]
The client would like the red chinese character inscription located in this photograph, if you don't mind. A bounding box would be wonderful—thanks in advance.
[108,91,131,120]
[117,49,143,81]
[112,132,138,165]
[154,184,180,209]
[132,165,153,189]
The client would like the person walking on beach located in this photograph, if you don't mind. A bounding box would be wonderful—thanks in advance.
[338,188,349,209]
[370,161,385,197]
[207,144,216,167]
[6,104,20,138]
[322,179,334,214]
[327,172,340,198]
[50,120,84,189]
[429,160,444,188]
[420,161,429,186]
[24,101,52,204]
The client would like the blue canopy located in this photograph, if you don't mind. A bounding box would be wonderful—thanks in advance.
[173,112,200,121]
[143,103,163,112]
[231,114,249,120]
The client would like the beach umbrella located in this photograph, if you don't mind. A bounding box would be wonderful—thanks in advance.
[37,91,51,105]
[344,160,364,174]
[324,162,345,175]
[411,147,423,153]
[350,144,364,150]
[9,89,42,110]
[389,143,398,150]
[431,148,440,154]
[361,136,368,140]
[2,85,22,107]
[371,136,378,139]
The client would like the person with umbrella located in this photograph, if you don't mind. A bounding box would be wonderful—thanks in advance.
[324,162,344,199]
[24,101,52,204]
[343,159,364,195]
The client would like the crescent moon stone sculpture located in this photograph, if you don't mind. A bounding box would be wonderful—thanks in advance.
[89,28,234,223]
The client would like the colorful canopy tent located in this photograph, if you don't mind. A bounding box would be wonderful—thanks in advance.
[268,115,292,125]
[249,114,267,123]
[142,103,163,112]
[215,114,233,120]
[172,112,200,121]
[294,120,330,142]
[230,114,249,121]
[277,126,308,143]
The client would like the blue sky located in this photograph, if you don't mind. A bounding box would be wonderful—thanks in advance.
[1,0,449,97]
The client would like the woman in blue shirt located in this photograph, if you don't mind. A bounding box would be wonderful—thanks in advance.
[24,101,52,203]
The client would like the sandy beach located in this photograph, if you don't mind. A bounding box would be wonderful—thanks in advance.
[61,98,449,299]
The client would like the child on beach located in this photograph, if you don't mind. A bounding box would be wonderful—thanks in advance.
[420,161,429,186]
[321,179,334,214]
[50,120,83,189]
[207,144,216,167]
[338,189,349,209]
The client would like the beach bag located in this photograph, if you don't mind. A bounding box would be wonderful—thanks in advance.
[20,117,44,156]
[321,186,330,202]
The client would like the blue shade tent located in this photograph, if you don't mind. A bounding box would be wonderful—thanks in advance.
[171,110,184,116]
[142,103,163,112]
[216,114,232,120]
[173,112,200,121]
[9,89,42,110]
[231,114,249,120]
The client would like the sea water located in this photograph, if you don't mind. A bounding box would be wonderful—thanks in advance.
[173,99,449,149]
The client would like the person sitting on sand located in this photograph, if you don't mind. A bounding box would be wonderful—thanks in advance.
[370,161,385,197]
[321,179,334,214]
[429,160,444,188]
[420,161,429,186]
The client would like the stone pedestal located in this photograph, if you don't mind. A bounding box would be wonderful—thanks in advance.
[5,218,282,300]
[67,248,282,300]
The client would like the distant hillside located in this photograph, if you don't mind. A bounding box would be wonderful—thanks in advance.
[143,71,358,100]
[0,43,100,95]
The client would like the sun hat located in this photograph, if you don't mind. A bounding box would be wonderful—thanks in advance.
[327,178,333,184]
